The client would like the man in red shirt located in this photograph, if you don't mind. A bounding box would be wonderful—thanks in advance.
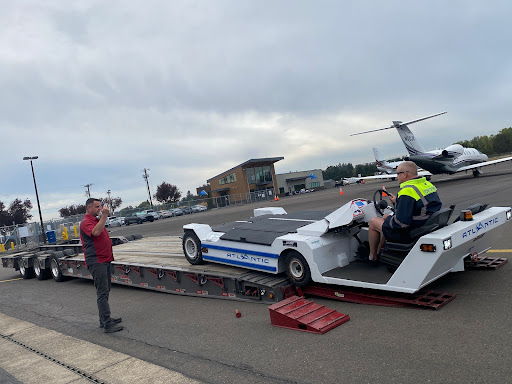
[80,198,124,333]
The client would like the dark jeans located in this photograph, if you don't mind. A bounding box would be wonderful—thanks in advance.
[88,262,112,326]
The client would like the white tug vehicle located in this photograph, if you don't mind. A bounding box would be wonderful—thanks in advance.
[183,190,511,293]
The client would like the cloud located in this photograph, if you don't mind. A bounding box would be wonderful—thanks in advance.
[2,1,511,219]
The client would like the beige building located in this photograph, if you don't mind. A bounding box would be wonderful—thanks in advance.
[275,169,325,195]
[207,157,284,206]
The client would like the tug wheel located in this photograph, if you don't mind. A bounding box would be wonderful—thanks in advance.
[285,251,311,287]
[183,232,204,265]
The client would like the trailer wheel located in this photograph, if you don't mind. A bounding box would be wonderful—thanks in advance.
[183,233,204,265]
[285,251,311,287]
[19,261,34,279]
[34,258,50,280]
[50,252,66,282]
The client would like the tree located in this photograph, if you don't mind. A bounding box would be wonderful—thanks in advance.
[137,200,151,209]
[0,198,33,226]
[99,196,123,213]
[181,190,196,204]
[154,182,181,204]
[59,204,86,218]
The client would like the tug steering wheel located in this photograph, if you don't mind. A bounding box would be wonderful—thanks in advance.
[373,189,393,216]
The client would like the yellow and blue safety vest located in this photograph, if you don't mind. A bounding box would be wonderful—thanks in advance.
[384,177,442,231]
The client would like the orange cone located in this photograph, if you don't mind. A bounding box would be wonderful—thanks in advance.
[274,195,280,201]
[382,185,388,196]
[339,187,344,196]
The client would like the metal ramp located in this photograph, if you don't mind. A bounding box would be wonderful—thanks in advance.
[464,256,508,270]
[268,296,350,334]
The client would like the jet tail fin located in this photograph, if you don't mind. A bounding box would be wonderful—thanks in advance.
[351,112,447,156]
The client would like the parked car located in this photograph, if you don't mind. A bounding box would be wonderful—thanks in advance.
[181,206,193,215]
[125,212,154,225]
[158,210,172,218]
[170,208,184,216]
[193,205,207,212]
[141,209,159,220]
[105,216,122,227]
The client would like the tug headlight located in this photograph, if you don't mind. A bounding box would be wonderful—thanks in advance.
[506,209,511,221]
[443,237,452,250]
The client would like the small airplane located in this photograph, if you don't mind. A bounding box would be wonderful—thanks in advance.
[351,112,512,178]
[373,147,404,174]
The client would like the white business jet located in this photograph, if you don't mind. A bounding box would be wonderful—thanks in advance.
[352,112,512,178]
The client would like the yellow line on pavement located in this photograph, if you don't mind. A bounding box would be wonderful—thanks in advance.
[487,249,512,253]
[0,278,23,283]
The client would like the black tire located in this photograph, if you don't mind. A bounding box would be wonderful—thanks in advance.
[182,232,204,265]
[50,252,66,282]
[34,258,50,280]
[137,219,143,224]
[125,221,131,226]
[133,234,143,239]
[19,259,35,279]
[285,251,311,287]
[63,249,75,256]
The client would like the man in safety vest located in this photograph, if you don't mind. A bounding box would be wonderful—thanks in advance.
[368,161,442,261]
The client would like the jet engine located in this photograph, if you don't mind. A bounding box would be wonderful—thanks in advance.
[441,144,464,157]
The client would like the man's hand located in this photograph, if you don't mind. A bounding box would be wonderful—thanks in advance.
[101,205,110,217]
[388,193,397,205]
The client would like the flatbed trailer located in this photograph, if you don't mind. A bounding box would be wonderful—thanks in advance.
[1,236,294,304]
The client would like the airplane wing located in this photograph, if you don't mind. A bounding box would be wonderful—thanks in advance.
[352,170,432,181]
[457,156,512,172]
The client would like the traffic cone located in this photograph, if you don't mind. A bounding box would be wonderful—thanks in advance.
[274,195,280,201]
[339,187,344,196]
[235,309,242,318]
[382,185,388,196]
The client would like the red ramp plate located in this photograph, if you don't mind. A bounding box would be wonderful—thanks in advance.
[269,296,349,334]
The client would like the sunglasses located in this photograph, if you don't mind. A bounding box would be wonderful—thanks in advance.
[396,171,409,175]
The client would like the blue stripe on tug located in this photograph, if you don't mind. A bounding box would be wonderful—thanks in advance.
[202,243,279,259]
[202,255,277,272]
[201,243,279,272]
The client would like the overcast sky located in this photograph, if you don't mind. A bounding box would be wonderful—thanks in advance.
[1,0,511,220]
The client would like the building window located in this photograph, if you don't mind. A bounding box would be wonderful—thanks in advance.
[246,166,272,184]
[219,172,237,185]
[255,167,264,183]
[246,168,256,184]
[310,181,320,188]
[263,166,272,182]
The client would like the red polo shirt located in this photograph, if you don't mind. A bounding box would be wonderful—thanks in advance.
[80,214,113,267]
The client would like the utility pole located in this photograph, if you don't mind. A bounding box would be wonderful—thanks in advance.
[106,189,112,215]
[142,168,154,209]
[84,184,94,198]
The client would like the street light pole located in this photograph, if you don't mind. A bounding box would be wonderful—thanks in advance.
[23,156,47,244]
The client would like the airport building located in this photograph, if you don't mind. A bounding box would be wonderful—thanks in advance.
[207,157,284,205]
[275,169,325,195]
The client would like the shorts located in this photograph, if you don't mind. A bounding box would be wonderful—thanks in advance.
[382,222,413,244]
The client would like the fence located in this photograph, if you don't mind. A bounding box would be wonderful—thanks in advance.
[0,190,277,251]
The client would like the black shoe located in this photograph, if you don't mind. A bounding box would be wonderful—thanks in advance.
[100,317,123,328]
[104,324,124,333]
